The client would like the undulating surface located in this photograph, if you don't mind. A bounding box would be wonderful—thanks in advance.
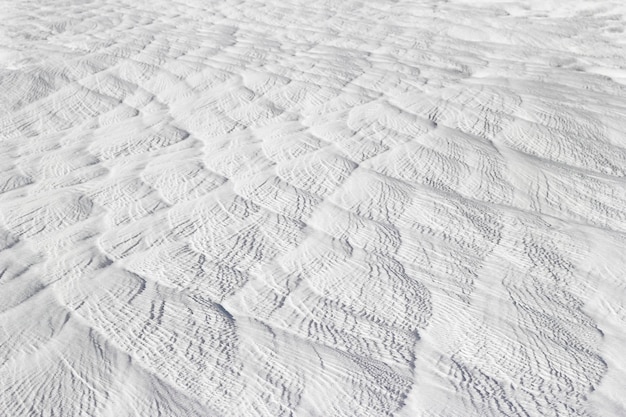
[1,0,626,415]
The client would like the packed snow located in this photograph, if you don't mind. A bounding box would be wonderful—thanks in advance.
[1,0,626,415]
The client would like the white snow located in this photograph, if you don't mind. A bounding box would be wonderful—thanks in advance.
[1,0,625,416]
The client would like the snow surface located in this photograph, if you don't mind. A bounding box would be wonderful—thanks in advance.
[1,0,626,416]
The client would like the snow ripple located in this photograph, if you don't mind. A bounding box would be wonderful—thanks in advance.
[1,0,626,415]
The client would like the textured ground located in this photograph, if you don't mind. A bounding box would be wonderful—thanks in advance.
[1,0,626,416]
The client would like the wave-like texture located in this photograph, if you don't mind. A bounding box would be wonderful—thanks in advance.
[1,0,626,415]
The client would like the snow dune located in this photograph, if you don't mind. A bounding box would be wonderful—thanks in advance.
[1,0,626,415]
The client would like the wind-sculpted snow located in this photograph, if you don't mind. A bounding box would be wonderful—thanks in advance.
[1,0,626,415]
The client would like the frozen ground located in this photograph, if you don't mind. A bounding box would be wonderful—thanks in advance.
[1,0,626,415]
